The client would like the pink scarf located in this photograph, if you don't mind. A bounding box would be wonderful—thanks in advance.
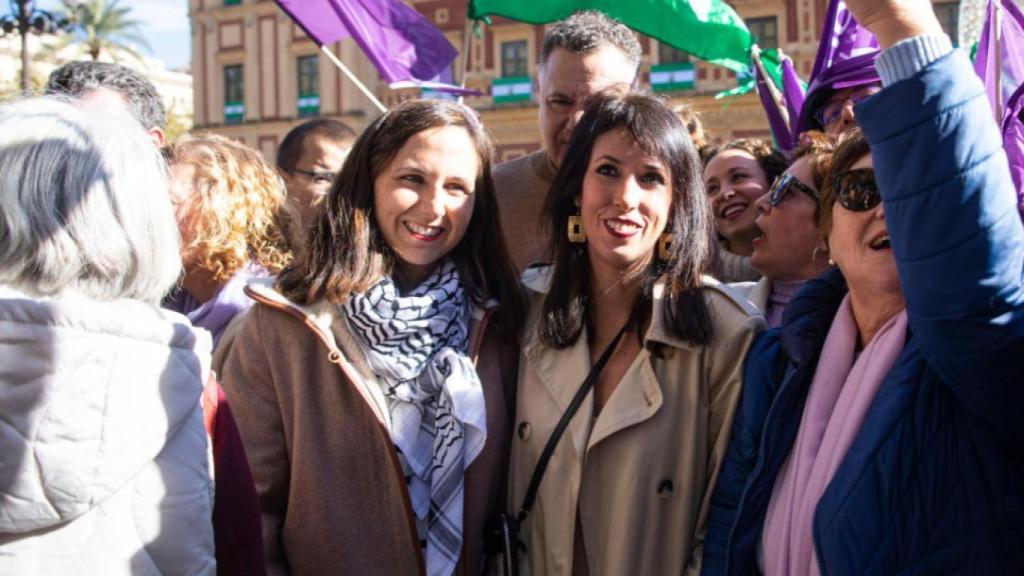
[762,295,908,576]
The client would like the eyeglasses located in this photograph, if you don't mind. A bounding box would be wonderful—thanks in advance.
[292,168,337,184]
[769,172,819,207]
[833,168,882,212]
[814,87,879,127]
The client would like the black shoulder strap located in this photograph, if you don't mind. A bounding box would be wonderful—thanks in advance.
[515,322,629,522]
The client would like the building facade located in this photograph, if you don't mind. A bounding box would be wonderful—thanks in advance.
[188,0,962,162]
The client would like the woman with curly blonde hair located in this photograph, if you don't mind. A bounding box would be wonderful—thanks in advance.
[164,133,297,352]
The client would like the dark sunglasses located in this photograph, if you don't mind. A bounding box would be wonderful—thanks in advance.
[833,168,882,212]
[769,172,819,206]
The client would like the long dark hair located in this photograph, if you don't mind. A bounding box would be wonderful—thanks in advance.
[539,90,717,348]
[278,99,524,336]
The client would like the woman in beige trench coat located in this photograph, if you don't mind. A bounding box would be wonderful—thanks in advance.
[507,91,764,576]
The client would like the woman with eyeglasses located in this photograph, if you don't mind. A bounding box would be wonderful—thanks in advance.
[731,132,836,327]
[702,140,788,283]
[700,3,1024,571]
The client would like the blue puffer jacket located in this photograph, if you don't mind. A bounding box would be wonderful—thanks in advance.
[701,51,1024,575]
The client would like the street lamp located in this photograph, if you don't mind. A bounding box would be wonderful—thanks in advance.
[1,0,67,94]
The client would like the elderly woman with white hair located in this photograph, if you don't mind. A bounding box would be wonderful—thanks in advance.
[0,98,216,574]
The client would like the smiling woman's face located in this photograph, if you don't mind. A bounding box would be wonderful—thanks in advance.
[828,153,901,298]
[703,149,770,253]
[373,125,479,288]
[579,128,673,277]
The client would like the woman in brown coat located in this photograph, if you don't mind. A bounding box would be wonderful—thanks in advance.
[221,99,523,576]
[507,91,763,575]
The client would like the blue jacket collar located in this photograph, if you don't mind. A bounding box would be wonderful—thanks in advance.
[780,268,848,367]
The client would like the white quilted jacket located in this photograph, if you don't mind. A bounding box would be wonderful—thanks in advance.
[0,286,216,575]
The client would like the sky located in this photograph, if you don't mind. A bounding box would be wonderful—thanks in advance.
[38,0,192,70]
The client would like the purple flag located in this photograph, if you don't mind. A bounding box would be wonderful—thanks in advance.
[974,0,1024,123]
[390,67,483,97]
[275,0,457,85]
[810,0,879,81]
[782,58,805,129]
[755,61,794,152]
[1002,78,1024,217]
[795,0,880,134]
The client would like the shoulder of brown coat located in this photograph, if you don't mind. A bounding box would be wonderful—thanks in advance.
[492,148,548,177]
[240,278,344,355]
[491,149,553,200]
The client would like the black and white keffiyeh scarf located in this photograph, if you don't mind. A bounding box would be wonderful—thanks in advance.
[343,261,486,576]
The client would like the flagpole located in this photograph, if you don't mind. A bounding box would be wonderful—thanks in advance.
[994,0,1004,124]
[458,19,473,104]
[320,45,387,114]
[751,45,790,127]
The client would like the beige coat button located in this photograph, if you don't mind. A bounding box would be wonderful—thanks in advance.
[657,479,673,499]
[518,422,532,441]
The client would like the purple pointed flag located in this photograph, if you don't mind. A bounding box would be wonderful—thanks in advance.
[782,58,805,128]
[275,0,466,92]
[809,0,879,81]
[974,0,1024,123]
[1002,77,1024,217]
[753,51,806,154]
[755,61,794,152]
[795,0,880,134]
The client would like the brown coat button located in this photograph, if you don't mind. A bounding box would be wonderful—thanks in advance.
[518,422,532,441]
[657,479,673,499]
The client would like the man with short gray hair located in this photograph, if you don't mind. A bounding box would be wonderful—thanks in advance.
[46,61,168,147]
[493,10,641,271]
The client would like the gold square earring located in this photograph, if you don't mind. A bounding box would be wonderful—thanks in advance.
[657,232,672,260]
[567,212,586,243]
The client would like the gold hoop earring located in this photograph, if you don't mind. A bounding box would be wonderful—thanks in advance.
[567,212,586,243]
[657,232,672,260]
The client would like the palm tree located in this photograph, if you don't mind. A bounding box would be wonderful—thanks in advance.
[56,0,149,63]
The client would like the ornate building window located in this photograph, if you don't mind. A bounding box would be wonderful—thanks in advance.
[501,40,528,77]
[297,55,320,118]
[746,16,778,50]
[658,42,691,64]
[224,64,244,125]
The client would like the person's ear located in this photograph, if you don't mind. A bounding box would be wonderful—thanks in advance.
[149,127,166,148]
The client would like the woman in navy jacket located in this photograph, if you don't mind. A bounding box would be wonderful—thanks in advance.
[701,0,1024,573]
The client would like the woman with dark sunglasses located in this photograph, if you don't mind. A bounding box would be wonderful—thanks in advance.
[731,132,836,327]
[700,0,1024,573]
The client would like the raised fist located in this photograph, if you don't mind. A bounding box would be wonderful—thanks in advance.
[842,0,945,48]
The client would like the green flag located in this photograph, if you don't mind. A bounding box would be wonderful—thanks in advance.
[468,0,753,72]
[715,47,783,99]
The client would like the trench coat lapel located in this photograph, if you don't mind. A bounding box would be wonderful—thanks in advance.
[587,349,664,450]
[524,328,596,457]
